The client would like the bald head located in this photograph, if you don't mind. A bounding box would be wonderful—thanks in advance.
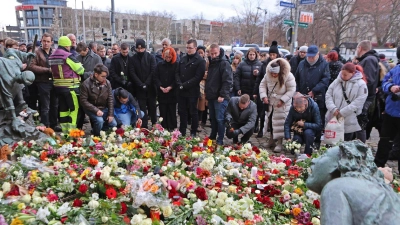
[66,33,77,47]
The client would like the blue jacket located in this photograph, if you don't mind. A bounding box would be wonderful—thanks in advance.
[294,54,330,108]
[382,65,400,117]
[284,98,322,139]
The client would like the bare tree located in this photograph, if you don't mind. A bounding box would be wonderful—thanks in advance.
[232,0,263,44]
[50,13,60,39]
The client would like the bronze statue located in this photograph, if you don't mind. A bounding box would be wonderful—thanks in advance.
[0,48,35,134]
[306,140,400,224]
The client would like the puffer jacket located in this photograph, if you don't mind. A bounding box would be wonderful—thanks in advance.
[295,54,330,109]
[259,58,296,139]
[325,71,368,133]
[328,60,343,85]
[80,75,114,116]
[234,52,262,97]
[284,98,321,139]
[382,65,400,118]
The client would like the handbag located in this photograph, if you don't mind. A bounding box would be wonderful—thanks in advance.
[341,83,368,129]
[265,82,278,112]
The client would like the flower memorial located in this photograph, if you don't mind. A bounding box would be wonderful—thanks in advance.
[0,121,398,225]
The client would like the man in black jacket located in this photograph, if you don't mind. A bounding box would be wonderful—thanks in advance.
[205,44,233,145]
[355,40,380,143]
[176,39,206,136]
[225,94,257,144]
[109,43,133,90]
[294,45,330,148]
[289,45,307,75]
[129,39,157,129]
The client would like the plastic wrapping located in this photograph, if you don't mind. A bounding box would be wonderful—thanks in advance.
[20,156,54,173]
[130,178,170,208]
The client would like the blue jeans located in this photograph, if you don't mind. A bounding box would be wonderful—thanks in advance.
[293,129,316,155]
[116,110,144,126]
[208,99,228,145]
[85,108,117,136]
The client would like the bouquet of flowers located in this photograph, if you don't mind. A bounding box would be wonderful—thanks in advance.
[284,140,302,155]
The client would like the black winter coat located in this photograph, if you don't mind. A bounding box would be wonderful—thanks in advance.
[234,58,262,97]
[154,61,178,103]
[294,54,330,109]
[289,55,305,75]
[357,50,380,100]
[253,57,273,95]
[328,60,343,85]
[205,52,233,100]
[129,52,157,99]
[176,52,206,98]
[108,53,133,91]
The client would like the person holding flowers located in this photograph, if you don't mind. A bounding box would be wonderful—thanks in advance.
[284,92,322,155]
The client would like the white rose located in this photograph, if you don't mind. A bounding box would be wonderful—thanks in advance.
[161,205,172,217]
[2,182,11,193]
[130,214,144,225]
[159,117,163,122]
[88,200,99,209]
[92,193,99,200]
[112,127,117,131]
[311,217,320,225]
[296,179,304,186]
[101,216,109,223]
[218,192,228,200]
[32,196,43,204]
[21,194,32,203]
[141,218,152,225]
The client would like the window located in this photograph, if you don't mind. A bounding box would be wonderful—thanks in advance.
[41,18,53,27]
[26,10,39,18]
[27,29,40,41]
[27,18,39,26]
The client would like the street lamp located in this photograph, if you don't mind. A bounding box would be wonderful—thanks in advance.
[257,7,267,47]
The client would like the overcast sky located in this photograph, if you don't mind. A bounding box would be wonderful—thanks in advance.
[0,0,279,29]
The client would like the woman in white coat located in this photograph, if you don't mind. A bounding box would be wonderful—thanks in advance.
[259,58,296,152]
[325,63,368,141]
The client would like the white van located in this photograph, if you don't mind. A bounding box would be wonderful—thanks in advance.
[374,49,398,64]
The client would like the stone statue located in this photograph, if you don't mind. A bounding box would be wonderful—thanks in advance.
[306,140,400,224]
[0,48,46,144]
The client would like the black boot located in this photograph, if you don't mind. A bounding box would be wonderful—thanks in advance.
[257,117,264,137]
[254,117,259,133]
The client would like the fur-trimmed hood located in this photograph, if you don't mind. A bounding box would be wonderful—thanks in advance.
[266,58,292,82]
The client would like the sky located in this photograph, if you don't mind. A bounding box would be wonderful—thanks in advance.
[0,0,279,29]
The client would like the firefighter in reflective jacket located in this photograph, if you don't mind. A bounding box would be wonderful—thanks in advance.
[49,36,84,132]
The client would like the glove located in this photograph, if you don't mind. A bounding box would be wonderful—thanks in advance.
[233,129,241,137]
[225,119,232,128]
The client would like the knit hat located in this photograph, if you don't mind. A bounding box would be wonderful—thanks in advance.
[378,54,386,59]
[299,46,308,52]
[136,39,145,49]
[332,47,340,54]
[269,41,279,55]
[58,36,71,47]
[197,45,206,53]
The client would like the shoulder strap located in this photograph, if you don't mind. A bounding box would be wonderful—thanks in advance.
[341,83,351,105]
[268,82,278,98]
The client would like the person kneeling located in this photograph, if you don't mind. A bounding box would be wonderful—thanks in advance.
[113,87,143,128]
[284,93,322,155]
[225,94,257,144]
[80,64,117,136]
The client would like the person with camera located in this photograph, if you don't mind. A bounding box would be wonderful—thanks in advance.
[225,94,257,144]
[374,50,400,172]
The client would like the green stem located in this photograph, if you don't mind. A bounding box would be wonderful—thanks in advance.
[165,208,194,225]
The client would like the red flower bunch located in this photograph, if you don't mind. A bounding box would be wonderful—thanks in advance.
[47,193,59,202]
[232,177,241,186]
[5,185,20,197]
[192,146,203,152]
[229,155,244,163]
[261,185,281,197]
[256,195,274,208]
[252,146,260,154]
[95,172,101,180]
[119,202,128,214]
[78,184,88,194]
[106,187,118,199]
[115,128,125,136]
[194,187,208,200]
[72,199,83,207]
[313,199,320,209]
[283,159,292,167]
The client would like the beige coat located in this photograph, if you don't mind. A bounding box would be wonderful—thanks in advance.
[259,58,296,139]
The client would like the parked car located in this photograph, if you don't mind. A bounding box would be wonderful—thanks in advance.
[243,44,260,48]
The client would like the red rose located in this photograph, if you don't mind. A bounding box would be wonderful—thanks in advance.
[284,159,292,167]
[72,199,83,207]
[47,194,58,202]
[116,128,125,136]
[313,199,320,209]
[194,187,208,200]
[61,216,68,224]
[233,177,241,186]
[78,184,88,194]
[119,202,128,214]
[106,187,118,199]
[95,172,101,180]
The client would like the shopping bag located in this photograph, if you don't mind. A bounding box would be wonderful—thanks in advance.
[324,116,344,145]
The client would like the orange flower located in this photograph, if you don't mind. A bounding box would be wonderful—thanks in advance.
[245,220,254,225]
[150,184,159,193]
[143,179,154,191]
[88,157,99,166]
[294,188,303,195]
[292,207,302,216]
[40,151,48,161]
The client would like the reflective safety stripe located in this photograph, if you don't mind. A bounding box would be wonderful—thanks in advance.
[58,65,63,79]
[54,78,80,88]
[59,90,79,132]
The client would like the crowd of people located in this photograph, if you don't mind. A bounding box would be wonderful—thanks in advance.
[1,33,400,172]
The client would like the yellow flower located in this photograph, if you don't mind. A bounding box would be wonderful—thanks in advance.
[284,209,291,215]
[207,139,212,147]
[122,143,128,148]
[17,203,26,210]
[80,168,91,179]
[292,207,301,216]
[258,175,263,181]
[30,170,38,183]
[10,217,24,225]
[294,188,303,195]
[143,151,151,158]
[103,154,109,159]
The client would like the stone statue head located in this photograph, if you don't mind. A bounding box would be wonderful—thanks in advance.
[306,140,384,194]
[16,71,35,85]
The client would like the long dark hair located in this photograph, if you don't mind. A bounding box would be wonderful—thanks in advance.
[270,61,284,87]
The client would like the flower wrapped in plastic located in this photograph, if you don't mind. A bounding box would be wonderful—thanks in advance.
[130,175,170,209]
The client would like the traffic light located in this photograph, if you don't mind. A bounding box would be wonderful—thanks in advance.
[102,32,111,46]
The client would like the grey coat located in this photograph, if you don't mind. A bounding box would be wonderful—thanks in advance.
[225,97,257,134]
[77,49,103,80]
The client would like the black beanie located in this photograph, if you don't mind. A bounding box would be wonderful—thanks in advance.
[397,46,400,59]
[197,45,206,53]
[269,41,279,55]
[136,39,145,49]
